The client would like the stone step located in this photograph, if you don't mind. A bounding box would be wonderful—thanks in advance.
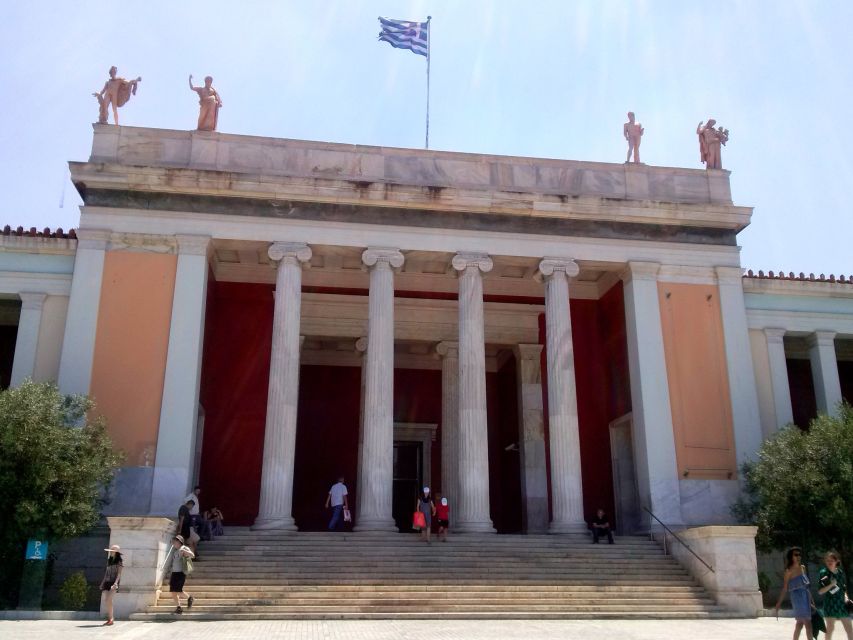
[179,578,698,587]
[148,601,724,612]
[132,610,741,621]
[167,584,708,594]
[154,595,716,606]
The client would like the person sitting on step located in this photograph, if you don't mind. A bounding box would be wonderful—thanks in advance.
[590,508,614,544]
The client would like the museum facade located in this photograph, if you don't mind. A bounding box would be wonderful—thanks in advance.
[2,124,852,535]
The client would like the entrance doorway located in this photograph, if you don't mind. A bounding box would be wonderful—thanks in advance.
[392,441,422,532]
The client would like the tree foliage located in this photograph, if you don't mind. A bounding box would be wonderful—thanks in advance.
[0,381,122,606]
[734,402,853,561]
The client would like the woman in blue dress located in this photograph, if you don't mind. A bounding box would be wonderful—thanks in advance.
[775,547,816,639]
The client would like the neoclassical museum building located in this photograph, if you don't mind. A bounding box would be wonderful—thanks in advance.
[3,125,853,538]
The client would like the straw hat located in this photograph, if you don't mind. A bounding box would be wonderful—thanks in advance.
[103,544,121,553]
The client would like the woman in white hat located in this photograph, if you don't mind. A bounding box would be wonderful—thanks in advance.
[100,544,123,625]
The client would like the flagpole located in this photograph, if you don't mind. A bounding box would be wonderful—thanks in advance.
[425,15,431,150]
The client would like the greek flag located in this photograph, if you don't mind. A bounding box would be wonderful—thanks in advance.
[377,17,429,57]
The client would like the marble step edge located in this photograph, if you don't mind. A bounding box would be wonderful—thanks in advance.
[131,612,742,621]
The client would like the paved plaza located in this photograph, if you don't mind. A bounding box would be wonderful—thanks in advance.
[1,618,784,639]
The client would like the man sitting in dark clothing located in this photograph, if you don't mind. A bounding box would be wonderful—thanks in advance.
[590,508,614,544]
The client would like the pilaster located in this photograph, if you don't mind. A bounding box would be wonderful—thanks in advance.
[10,292,47,387]
[149,235,211,515]
[808,331,842,417]
[621,261,683,526]
[57,229,109,396]
[715,267,763,465]
[436,341,459,528]
[763,328,794,429]
[513,343,548,533]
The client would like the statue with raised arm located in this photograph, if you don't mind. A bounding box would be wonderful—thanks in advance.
[696,119,729,170]
[188,74,222,132]
[93,66,141,125]
[623,111,644,163]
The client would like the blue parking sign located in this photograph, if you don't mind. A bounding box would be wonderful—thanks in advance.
[25,539,48,560]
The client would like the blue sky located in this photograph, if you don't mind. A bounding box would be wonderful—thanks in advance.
[1,1,851,275]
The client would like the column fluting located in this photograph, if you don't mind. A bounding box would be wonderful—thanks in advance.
[253,242,311,530]
[452,253,495,533]
[355,248,404,531]
[538,258,587,534]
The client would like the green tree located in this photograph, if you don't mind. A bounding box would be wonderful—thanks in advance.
[734,402,853,562]
[0,381,122,607]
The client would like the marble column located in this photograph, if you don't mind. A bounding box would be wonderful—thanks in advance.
[57,229,109,396]
[436,341,459,528]
[538,258,587,534]
[10,292,47,387]
[451,253,495,533]
[150,235,211,515]
[254,242,312,530]
[621,261,683,526]
[513,343,548,533]
[808,331,842,417]
[355,336,368,523]
[715,267,763,465]
[355,248,404,532]
[764,328,794,430]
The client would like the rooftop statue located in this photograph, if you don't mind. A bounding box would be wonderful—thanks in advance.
[93,66,141,125]
[188,74,222,132]
[696,119,729,170]
[623,112,644,163]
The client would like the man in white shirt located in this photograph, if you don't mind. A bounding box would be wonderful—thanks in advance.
[184,485,212,541]
[324,476,349,531]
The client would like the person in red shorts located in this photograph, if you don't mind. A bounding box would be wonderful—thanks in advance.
[435,493,450,542]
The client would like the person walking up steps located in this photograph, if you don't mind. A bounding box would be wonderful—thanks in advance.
[166,535,195,615]
[325,476,349,531]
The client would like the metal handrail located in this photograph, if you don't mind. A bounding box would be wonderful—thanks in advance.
[642,506,715,574]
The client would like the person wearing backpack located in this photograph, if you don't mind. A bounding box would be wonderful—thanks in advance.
[166,535,196,614]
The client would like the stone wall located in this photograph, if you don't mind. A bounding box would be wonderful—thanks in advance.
[658,525,762,616]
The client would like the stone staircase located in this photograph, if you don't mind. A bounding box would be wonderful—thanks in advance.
[133,529,738,620]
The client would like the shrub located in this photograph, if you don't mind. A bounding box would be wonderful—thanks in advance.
[58,572,89,611]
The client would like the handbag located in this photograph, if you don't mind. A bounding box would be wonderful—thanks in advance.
[412,511,426,529]
[343,508,352,523]
[181,554,194,576]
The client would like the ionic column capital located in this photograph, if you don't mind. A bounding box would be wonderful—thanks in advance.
[621,261,661,284]
[362,247,404,270]
[536,257,579,281]
[435,341,459,360]
[763,328,787,345]
[355,336,368,353]
[269,242,312,265]
[452,252,493,274]
[19,292,47,311]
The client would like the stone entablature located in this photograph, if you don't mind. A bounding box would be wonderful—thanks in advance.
[71,125,751,244]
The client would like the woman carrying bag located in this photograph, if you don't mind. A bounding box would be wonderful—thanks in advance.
[414,487,436,544]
